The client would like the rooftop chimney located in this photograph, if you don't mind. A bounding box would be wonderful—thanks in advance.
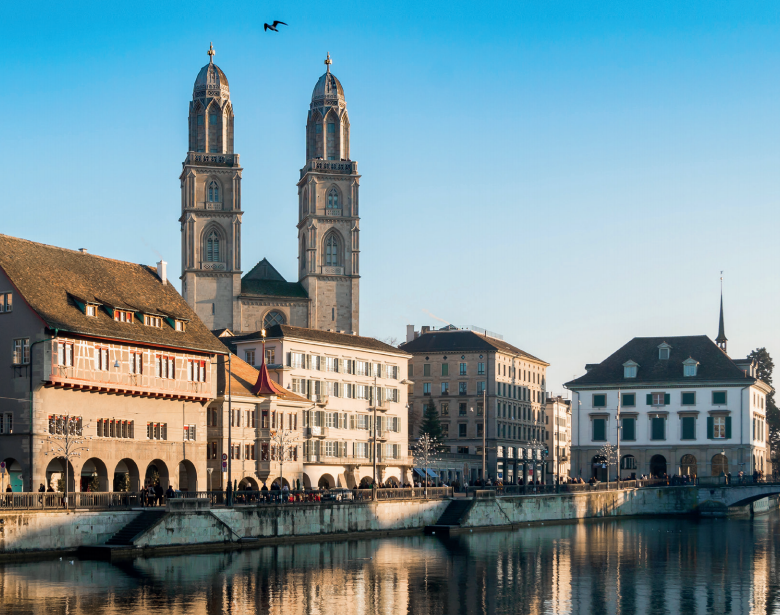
[79,248,88,254]
[157,260,167,285]
[421,326,431,334]
[406,325,415,343]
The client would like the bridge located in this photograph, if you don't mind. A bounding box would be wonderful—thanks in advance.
[693,479,780,513]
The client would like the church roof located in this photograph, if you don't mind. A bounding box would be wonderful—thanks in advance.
[194,62,229,90]
[240,259,309,300]
[0,234,227,355]
[240,279,309,299]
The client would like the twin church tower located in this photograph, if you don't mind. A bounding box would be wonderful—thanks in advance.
[180,46,360,335]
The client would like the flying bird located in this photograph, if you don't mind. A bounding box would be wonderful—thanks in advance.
[264,21,288,32]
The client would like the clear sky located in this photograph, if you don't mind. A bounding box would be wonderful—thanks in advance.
[3,1,779,394]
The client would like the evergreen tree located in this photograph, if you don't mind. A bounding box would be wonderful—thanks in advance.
[419,399,444,445]
[748,348,778,468]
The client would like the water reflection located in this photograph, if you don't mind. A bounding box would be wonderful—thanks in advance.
[2,512,780,614]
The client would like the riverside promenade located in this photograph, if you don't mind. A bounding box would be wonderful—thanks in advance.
[1,480,778,560]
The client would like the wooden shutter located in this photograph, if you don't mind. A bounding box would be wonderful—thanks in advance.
[725,416,732,439]
[664,393,670,405]
[707,416,713,439]
[646,394,653,405]
[622,418,635,441]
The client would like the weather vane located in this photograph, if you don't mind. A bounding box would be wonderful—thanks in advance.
[208,42,215,63]
[325,52,332,73]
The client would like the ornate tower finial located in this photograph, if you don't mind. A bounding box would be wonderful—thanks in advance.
[324,52,332,73]
[208,42,215,64]
[716,271,728,353]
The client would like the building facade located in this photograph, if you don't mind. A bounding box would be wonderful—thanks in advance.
[566,335,772,481]
[181,47,360,335]
[544,396,571,481]
[0,235,226,492]
[224,325,412,488]
[401,326,550,485]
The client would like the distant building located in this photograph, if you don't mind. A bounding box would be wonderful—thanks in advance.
[401,325,549,485]
[566,300,772,480]
[222,325,412,488]
[180,47,360,335]
[544,396,571,480]
[0,234,226,492]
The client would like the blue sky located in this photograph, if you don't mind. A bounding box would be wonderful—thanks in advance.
[3,1,779,393]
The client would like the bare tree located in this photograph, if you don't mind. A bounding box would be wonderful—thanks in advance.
[598,442,618,487]
[43,415,90,509]
[411,433,440,497]
[268,427,301,494]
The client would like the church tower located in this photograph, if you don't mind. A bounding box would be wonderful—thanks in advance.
[180,44,242,331]
[297,54,360,334]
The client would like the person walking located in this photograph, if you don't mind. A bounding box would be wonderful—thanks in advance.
[154,482,164,506]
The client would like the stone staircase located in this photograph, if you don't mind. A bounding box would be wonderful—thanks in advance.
[105,510,167,546]
[424,499,474,536]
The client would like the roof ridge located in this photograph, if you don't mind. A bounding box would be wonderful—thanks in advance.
[0,234,157,268]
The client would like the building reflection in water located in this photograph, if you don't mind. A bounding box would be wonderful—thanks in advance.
[1,513,779,615]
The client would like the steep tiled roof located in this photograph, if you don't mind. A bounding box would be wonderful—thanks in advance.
[227,353,308,401]
[0,234,226,354]
[565,335,756,388]
[229,324,409,356]
[400,330,547,365]
[240,279,309,299]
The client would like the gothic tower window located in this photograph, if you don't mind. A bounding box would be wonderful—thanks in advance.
[208,180,220,203]
[327,188,339,210]
[206,230,220,262]
[197,114,205,152]
[263,310,286,329]
[327,122,336,160]
[324,233,340,267]
[301,236,307,271]
[208,111,221,153]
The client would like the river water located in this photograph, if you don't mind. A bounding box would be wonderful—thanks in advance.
[2,511,780,615]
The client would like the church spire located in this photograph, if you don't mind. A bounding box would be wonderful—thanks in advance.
[716,272,727,353]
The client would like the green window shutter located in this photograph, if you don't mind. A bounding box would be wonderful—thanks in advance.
[682,417,695,440]
[664,393,670,405]
[651,417,665,440]
[622,418,635,441]
[646,394,653,405]
[593,418,605,441]
[725,416,732,439]
[707,417,713,439]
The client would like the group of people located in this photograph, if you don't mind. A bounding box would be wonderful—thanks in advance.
[141,482,171,506]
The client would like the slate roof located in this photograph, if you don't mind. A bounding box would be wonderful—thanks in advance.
[226,353,308,402]
[228,324,409,356]
[399,330,547,365]
[240,279,309,299]
[0,234,227,355]
[565,335,757,388]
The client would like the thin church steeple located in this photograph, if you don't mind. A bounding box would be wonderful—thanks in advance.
[716,272,727,353]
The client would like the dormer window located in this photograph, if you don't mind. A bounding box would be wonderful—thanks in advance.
[86,304,97,317]
[623,360,639,379]
[114,310,133,323]
[658,343,672,360]
[175,320,186,332]
[682,358,699,377]
[144,315,162,328]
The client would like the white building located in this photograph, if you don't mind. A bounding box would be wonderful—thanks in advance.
[566,332,772,481]
[544,396,571,481]
[226,325,413,489]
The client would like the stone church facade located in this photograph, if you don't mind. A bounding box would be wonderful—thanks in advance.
[180,48,360,336]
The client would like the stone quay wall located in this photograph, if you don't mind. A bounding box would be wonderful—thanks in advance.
[0,488,703,556]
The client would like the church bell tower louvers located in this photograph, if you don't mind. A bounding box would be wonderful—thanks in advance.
[298,53,361,334]
[180,44,242,331]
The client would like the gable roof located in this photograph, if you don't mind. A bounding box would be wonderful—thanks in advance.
[565,335,756,388]
[228,324,409,356]
[240,259,309,300]
[0,234,226,354]
[243,258,286,282]
[399,330,547,365]
[226,353,308,401]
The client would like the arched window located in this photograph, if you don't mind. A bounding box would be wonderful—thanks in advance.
[263,310,286,329]
[325,234,340,267]
[206,230,220,262]
[208,181,220,203]
[327,188,339,209]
